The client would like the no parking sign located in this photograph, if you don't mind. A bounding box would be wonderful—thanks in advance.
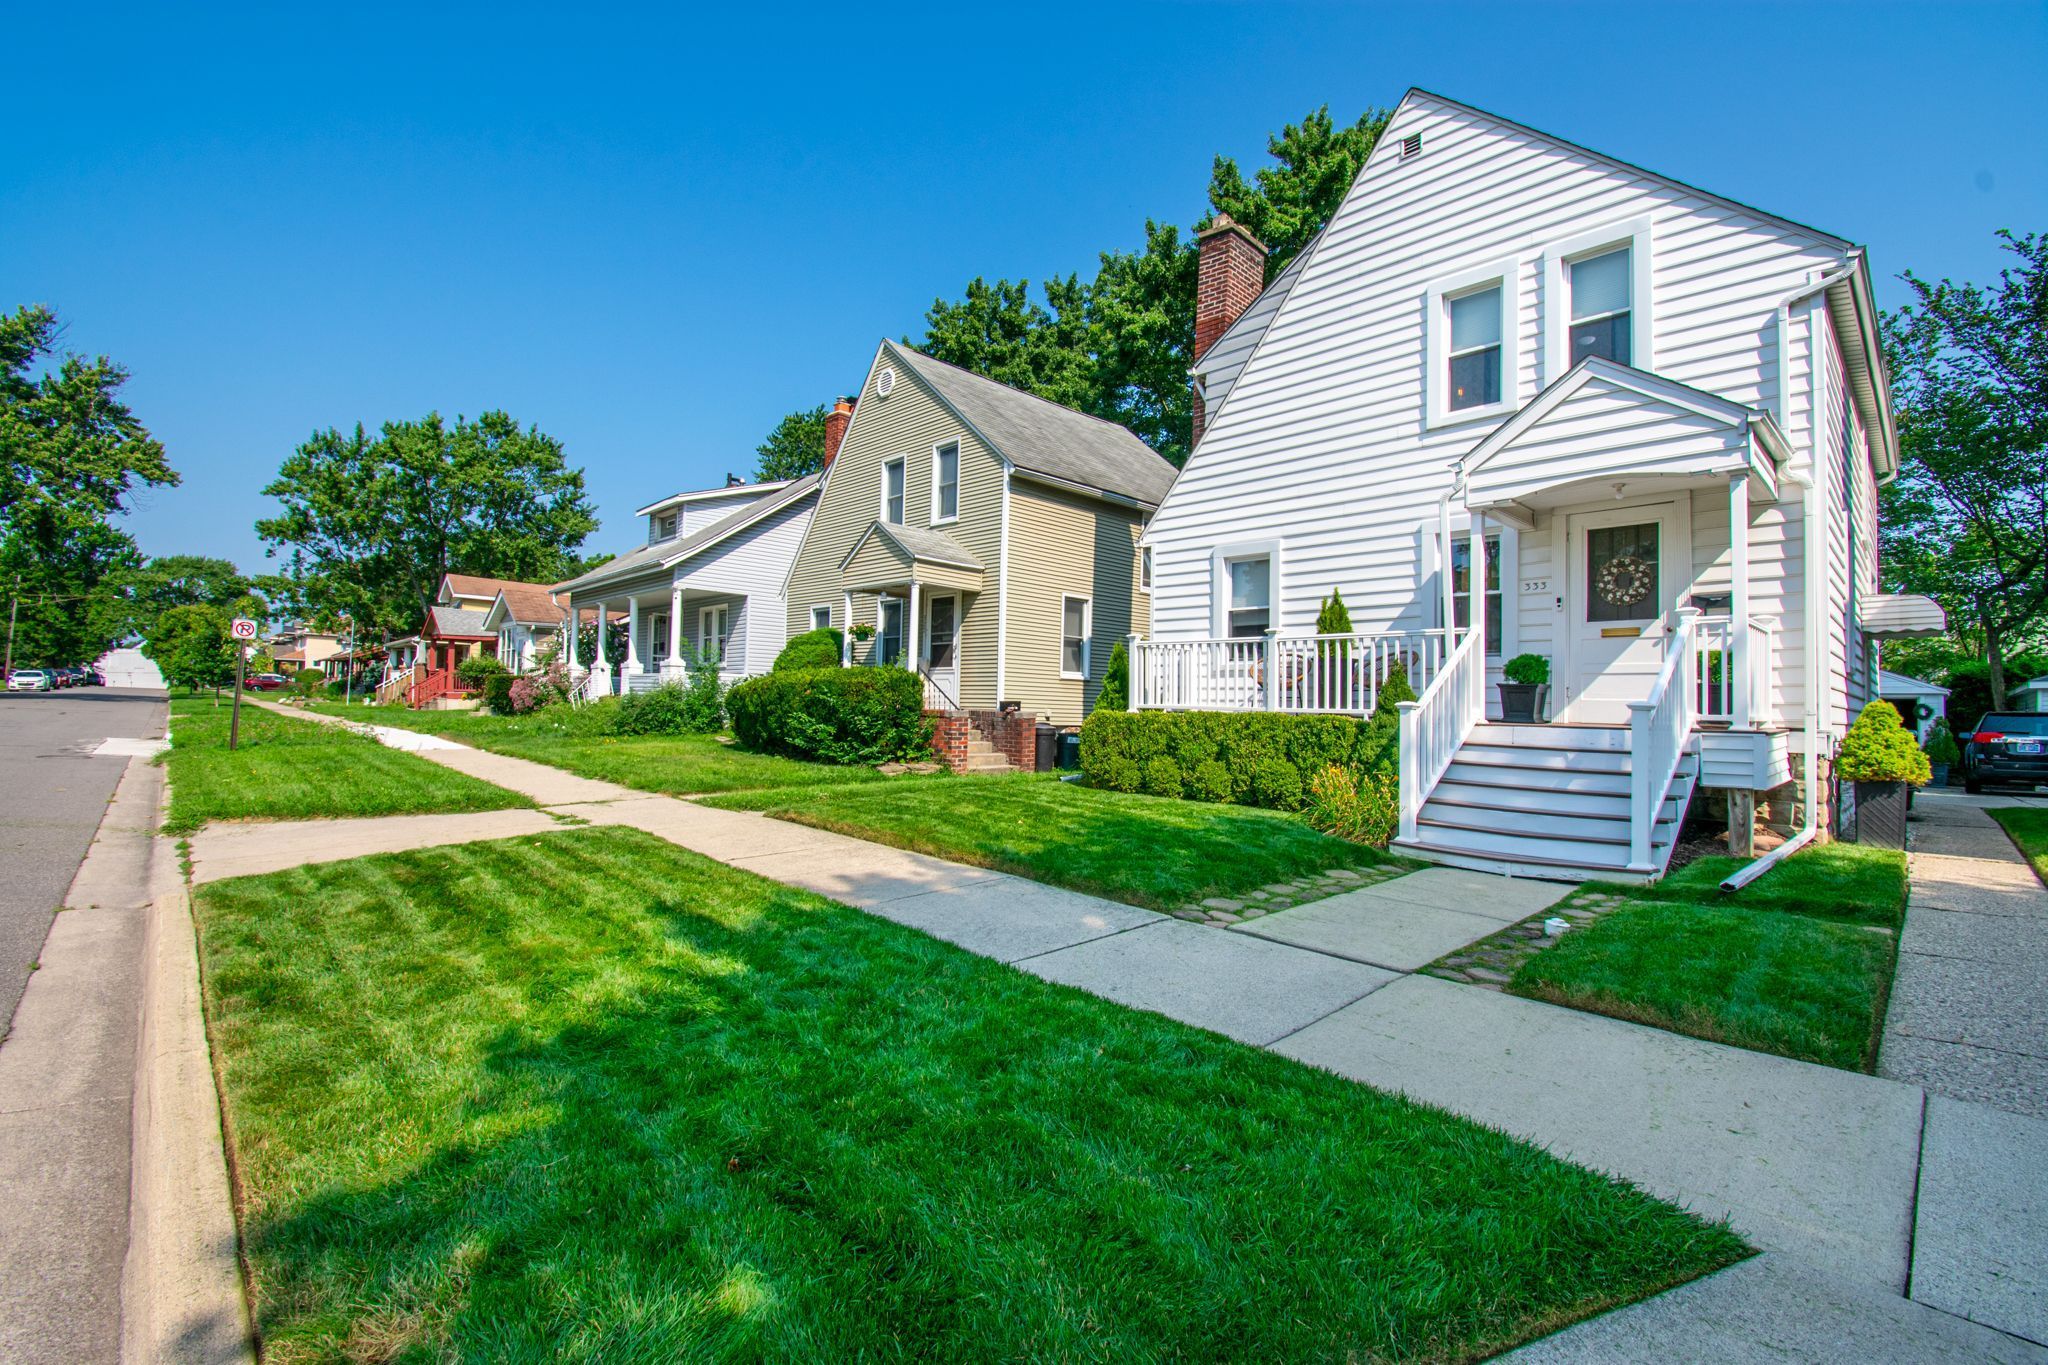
[230,617,258,642]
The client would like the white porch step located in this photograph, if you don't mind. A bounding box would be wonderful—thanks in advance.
[1455,742,1635,774]
[1426,779,1684,821]
[1469,723,1633,752]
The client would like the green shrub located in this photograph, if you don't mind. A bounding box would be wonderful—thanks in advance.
[774,628,844,672]
[1251,758,1304,810]
[1923,719,1962,767]
[1093,755,1142,793]
[1305,764,1400,846]
[1316,590,1353,635]
[1141,755,1183,798]
[291,668,325,699]
[1098,640,1129,712]
[457,654,510,688]
[1944,654,2048,736]
[1503,653,1549,685]
[726,666,933,765]
[1188,759,1232,803]
[482,674,516,714]
[1837,700,1932,785]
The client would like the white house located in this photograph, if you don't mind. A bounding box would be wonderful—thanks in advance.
[554,473,821,694]
[1876,669,1949,743]
[1136,89,1943,880]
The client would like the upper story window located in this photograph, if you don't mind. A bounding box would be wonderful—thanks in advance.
[932,441,959,522]
[1567,246,1632,366]
[649,510,679,543]
[881,458,906,523]
[1425,257,1520,427]
[1060,596,1091,679]
[1140,545,1153,592]
[1447,285,1504,411]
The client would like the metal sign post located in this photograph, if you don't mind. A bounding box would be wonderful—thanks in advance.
[229,617,258,750]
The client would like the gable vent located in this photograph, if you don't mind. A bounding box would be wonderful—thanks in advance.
[1399,134,1423,161]
[876,367,897,398]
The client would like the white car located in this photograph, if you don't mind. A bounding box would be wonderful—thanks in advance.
[8,668,54,692]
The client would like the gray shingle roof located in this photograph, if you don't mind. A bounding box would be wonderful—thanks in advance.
[877,522,982,570]
[887,343,1175,507]
[428,605,491,636]
[555,473,821,596]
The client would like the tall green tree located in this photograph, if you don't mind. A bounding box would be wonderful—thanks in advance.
[1,305,178,667]
[1882,230,2048,706]
[257,411,599,637]
[143,603,235,693]
[753,404,829,481]
[1206,106,1391,278]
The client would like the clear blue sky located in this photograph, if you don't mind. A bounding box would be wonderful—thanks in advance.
[4,2,2043,576]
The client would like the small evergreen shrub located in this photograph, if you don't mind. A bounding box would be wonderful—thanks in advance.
[1503,653,1550,686]
[482,674,516,714]
[1315,590,1354,635]
[1923,719,1962,767]
[1837,700,1931,785]
[1251,758,1304,810]
[1141,755,1183,798]
[1188,759,1232,803]
[726,666,932,765]
[457,654,510,688]
[1098,639,1129,712]
[774,627,844,672]
[1093,755,1142,794]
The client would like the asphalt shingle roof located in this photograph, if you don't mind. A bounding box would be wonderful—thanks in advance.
[427,605,492,636]
[554,473,821,596]
[887,343,1175,507]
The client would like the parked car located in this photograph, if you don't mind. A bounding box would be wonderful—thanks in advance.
[245,673,292,692]
[56,665,84,687]
[1960,712,2048,794]
[8,668,54,692]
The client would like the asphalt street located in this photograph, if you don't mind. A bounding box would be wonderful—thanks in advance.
[0,687,166,1033]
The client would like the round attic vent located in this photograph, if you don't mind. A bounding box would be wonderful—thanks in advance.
[876,367,896,397]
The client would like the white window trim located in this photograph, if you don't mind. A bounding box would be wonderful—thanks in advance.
[880,456,907,523]
[874,595,905,666]
[1210,538,1281,639]
[1422,521,1519,659]
[1424,256,1522,430]
[810,604,832,632]
[1542,217,1654,385]
[699,604,730,662]
[650,612,670,663]
[930,440,960,525]
[1060,595,1092,680]
[1139,544,1153,593]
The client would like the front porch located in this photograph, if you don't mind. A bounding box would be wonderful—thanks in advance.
[839,521,986,712]
[559,574,756,698]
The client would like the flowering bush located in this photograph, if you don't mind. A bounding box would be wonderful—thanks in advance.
[507,662,573,715]
[1304,764,1400,847]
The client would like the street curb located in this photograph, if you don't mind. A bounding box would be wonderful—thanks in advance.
[121,762,255,1365]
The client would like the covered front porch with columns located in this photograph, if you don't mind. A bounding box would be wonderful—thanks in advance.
[837,521,986,711]
[559,576,745,697]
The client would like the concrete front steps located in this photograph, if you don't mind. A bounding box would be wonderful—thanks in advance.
[964,735,1017,774]
[1393,722,1698,883]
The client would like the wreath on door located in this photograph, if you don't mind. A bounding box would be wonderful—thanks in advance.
[1595,554,1655,608]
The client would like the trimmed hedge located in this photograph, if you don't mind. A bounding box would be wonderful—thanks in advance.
[774,628,845,672]
[1080,698,1404,814]
[727,666,933,765]
[483,674,516,714]
[457,654,510,688]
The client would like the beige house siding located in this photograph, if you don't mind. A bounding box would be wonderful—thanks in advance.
[783,347,1005,701]
[1002,478,1146,726]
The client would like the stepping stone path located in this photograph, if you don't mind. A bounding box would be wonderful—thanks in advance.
[1423,887,1635,989]
[1175,863,1405,928]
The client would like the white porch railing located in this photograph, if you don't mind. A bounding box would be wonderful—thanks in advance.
[1692,614,1777,728]
[1396,628,1486,843]
[1130,631,1445,715]
[1629,607,1701,871]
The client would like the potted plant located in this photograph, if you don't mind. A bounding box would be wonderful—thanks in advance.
[1836,700,1932,849]
[1923,719,1961,788]
[1498,653,1550,723]
[850,623,876,642]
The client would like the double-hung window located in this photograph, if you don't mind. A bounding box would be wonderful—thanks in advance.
[810,605,831,632]
[1140,545,1153,592]
[1225,556,1271,638]
[932,442,959,522]
[881,458,906,523]
[1451,533,1503,654]
[699,605,731,663]
[1567,246,1632,366]
[876,599,904,665]
[1060,596,1090,679]
[1447,284,1503,412]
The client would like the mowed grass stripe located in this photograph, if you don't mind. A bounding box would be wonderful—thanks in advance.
[194,827,1746,1362]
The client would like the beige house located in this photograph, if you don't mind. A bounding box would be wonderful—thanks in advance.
[785,340,1173,730]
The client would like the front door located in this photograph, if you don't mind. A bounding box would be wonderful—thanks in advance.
[924,594,959,703]
[1562,505,1680,723]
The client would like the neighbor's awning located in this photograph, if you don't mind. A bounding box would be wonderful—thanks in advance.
[1860,593,1946,639]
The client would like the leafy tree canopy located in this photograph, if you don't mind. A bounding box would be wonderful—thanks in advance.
[1206,106,1391,278]
[753,404,829,482]
[1882,230,2048,705]
[256,411,599,638]
[143,602,236,692]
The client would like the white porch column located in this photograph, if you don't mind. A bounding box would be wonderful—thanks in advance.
[1439,494,1457,657]
[668,584,684,672]
[906,579,921,672]
[561,595,579,677]
[590,599,611,696]
[624,595,643,676]
[842,592,854,664]
[1729,472,1752,729]
[1468,510,1489,717]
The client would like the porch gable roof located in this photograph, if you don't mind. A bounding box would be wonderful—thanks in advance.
[1462,358,1788,515]
[839,521,985,593]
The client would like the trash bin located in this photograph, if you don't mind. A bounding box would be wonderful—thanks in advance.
[1056,731,1082,770]
[1034,723,1057,772]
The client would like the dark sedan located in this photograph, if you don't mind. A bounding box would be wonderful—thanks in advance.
[1961,711,2048,794]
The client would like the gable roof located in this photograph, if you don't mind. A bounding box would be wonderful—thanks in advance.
[426,605,492,637]
[438,573,534,602]
[837,521,985,575]
[555,473,822,597]
[884,342,1175,507]
[483,583,566,629]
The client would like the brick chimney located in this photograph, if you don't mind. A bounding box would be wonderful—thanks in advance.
[822,395,854,469]
[1191,213,1267,447]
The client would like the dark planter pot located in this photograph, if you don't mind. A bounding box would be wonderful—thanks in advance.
[1497,681,1550,723]
[1852,780,1910,850]
[1929,762,1950,788]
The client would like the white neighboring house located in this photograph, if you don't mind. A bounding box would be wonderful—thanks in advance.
[1137,89,1943,881]
[554,474,821,695]
[2013,677,2048,714]
[1876,669,1949,743]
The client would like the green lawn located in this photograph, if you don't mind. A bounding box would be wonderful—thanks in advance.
[1989,807,2048,887]
[1509,844,1908,1070]
[704,774,1404,911]
[307,699,901,797]
[193,827,1745,1362]
[160,697,531,834]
